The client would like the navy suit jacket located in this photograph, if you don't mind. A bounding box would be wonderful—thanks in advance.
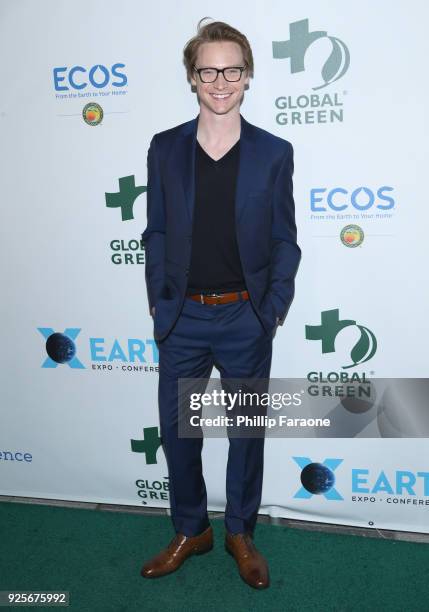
[141,113,301,341]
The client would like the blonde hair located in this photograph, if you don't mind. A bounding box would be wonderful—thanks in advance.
[183,17,254,81]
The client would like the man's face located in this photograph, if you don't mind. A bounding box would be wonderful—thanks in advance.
[190,41,249,116]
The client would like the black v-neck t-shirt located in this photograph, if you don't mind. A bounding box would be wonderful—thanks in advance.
[186,138,247,295]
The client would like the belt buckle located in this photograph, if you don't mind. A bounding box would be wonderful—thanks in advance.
[206,291,222,305]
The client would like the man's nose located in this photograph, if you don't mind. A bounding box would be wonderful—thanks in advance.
[213,72,228,88]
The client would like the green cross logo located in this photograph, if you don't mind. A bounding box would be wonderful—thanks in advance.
[273,18,350,90]
[131,426,162,465]
[305,309,377,369]
[105,175,146,221]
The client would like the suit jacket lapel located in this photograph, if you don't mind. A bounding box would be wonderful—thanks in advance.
[180,113,259,226]
[235,114,259,224]
[180,116,197,226]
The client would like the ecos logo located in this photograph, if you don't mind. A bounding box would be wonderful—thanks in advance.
[293,457,344,500]
[53,63,127,91]
[273,18,350,90]
[311,186,395,213]
[37,327,158,369]
[305,309,377,369]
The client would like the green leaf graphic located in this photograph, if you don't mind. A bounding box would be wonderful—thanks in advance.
[321,38,342,84]
[349,325,377,367]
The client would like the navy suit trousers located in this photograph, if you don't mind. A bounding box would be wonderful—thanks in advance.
[157,295,273,537]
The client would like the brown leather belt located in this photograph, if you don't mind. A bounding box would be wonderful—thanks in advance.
[187,290,249,305]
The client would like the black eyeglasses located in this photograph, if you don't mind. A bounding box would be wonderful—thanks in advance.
[193,65,247,83]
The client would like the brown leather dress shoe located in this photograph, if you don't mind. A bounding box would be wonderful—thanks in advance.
[140,526,213,578]
[225,532,270,589]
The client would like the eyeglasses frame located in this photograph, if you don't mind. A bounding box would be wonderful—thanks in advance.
[192,64,248,83]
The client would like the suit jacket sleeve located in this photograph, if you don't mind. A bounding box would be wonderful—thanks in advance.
[268,142,301,326]
[141,135,166,315]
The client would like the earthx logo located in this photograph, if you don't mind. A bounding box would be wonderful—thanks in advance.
[37,327,159,372]
[38,328,84,369]
[293,457,429,505]
[293,457,343,500]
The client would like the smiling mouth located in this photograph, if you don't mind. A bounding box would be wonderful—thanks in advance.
[210,93,232,99]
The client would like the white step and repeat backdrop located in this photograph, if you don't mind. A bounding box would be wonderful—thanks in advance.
[1,0,428,534]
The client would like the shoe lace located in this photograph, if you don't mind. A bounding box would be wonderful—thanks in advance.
[243,533,256,552]
[232,533,257,557]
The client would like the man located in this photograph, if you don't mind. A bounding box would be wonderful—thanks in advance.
[140,19,301,589]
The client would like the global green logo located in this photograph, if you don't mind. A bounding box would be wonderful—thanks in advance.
[305,309,377,369]
[105,175,147,221]
[131,426,162,464]
[273,18,350,90]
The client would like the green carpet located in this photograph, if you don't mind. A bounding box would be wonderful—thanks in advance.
[0,501,427,611]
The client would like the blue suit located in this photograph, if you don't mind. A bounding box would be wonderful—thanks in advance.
[141,113,301,536]
[142,113,301,342]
